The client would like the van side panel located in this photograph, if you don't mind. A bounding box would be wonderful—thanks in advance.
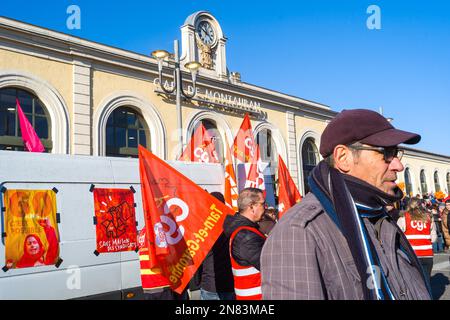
[0,151,224,299]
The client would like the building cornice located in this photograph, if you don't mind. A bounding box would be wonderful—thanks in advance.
[0,16,335,121]
[403,146,450,163]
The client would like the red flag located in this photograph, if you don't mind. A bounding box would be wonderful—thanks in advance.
[16,99,45,152]
[138,145,234,293]
[277,155,302,219]
[244,144,265,193]
[232,114,255,163]
[179,123,219,163]
[224,139,238,212]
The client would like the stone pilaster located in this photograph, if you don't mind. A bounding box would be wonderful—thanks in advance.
[286,111,299,189]
[72,60,92,155]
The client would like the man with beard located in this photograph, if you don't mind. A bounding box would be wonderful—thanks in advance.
[261,109,432,300]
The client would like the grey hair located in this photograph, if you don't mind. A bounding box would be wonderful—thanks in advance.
[237,188,264,213]
[324,142,363,168]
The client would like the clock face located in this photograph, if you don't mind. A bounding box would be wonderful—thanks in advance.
[197,21,216,46]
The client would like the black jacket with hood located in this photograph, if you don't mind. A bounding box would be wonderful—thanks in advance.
[222,213,266,270]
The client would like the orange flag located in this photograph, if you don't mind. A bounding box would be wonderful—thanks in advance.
[232,113,255,163]
[277,155,302,219]
[138,145,234,293]
[224,139,238,212]
[179,123,219,163]
[245,144,265,193]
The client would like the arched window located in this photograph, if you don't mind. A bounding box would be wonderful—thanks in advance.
[420,170,428,195]
[105,107,149,158]
[434,171,441,192]
[404,168,412,197]
[302,138,319,194]
[256,128,278,171]
[0,87,52,152]
[192,119,225,164]
[447,172,450,194]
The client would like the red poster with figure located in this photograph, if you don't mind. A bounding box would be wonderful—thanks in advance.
[93,188,138,253]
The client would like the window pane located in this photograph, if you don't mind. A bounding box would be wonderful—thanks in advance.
[1,88,16,107]
[0,111,6,135]
[139,130,147,147]
[7,112,15,136]
[34,116,49,139]
[127,112,137,127]
[115,127,126,148]
[128,129,137,148]
[34,100,46,115]
[106,127,114,146]
[115,109,127,126]
[17,91,32,114]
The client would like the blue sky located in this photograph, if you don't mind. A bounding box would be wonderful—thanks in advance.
[1,1,449,155]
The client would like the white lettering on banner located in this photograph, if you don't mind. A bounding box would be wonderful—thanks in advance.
[194,147,210,163]
[411,220,427,231]
[154,222,168,248]
[154,198,190,245]
[244,137,255,157]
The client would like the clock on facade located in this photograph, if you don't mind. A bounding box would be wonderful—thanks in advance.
[196,20,216,46]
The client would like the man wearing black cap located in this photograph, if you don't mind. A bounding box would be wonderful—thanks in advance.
[261,109,432,300]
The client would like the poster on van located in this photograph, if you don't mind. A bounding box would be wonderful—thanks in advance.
[93,188,138,253]
[4,189,60,269]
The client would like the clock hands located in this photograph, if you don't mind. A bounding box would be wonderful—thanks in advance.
[198,22,215,45]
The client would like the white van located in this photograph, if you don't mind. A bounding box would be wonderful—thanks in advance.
[0,151,224,300]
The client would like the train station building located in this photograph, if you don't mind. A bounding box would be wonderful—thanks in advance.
[0,11,448,196]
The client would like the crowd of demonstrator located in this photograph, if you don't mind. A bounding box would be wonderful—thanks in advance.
[147,109,449,301]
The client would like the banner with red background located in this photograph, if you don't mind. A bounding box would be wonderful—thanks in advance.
[93,188,137,253]
[138,145,234,294]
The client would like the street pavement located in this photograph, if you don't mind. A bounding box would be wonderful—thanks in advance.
[431,252,450,300]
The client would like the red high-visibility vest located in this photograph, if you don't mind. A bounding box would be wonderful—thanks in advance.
[229,226,266,300]
[138,228,171,291]
[404,212,433,257]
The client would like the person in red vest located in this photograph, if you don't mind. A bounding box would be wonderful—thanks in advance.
[397,197,437,281]
[223,188,267,300]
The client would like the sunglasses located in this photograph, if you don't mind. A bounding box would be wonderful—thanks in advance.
[349,145,404,163]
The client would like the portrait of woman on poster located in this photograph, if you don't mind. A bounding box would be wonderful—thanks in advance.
[14,218,59,269]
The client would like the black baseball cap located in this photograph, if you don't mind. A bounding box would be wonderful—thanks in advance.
[320,109,421,158]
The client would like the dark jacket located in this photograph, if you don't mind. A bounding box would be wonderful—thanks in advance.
[200,232,235,293]
[223,213,265,270]
[258,217,276,236]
